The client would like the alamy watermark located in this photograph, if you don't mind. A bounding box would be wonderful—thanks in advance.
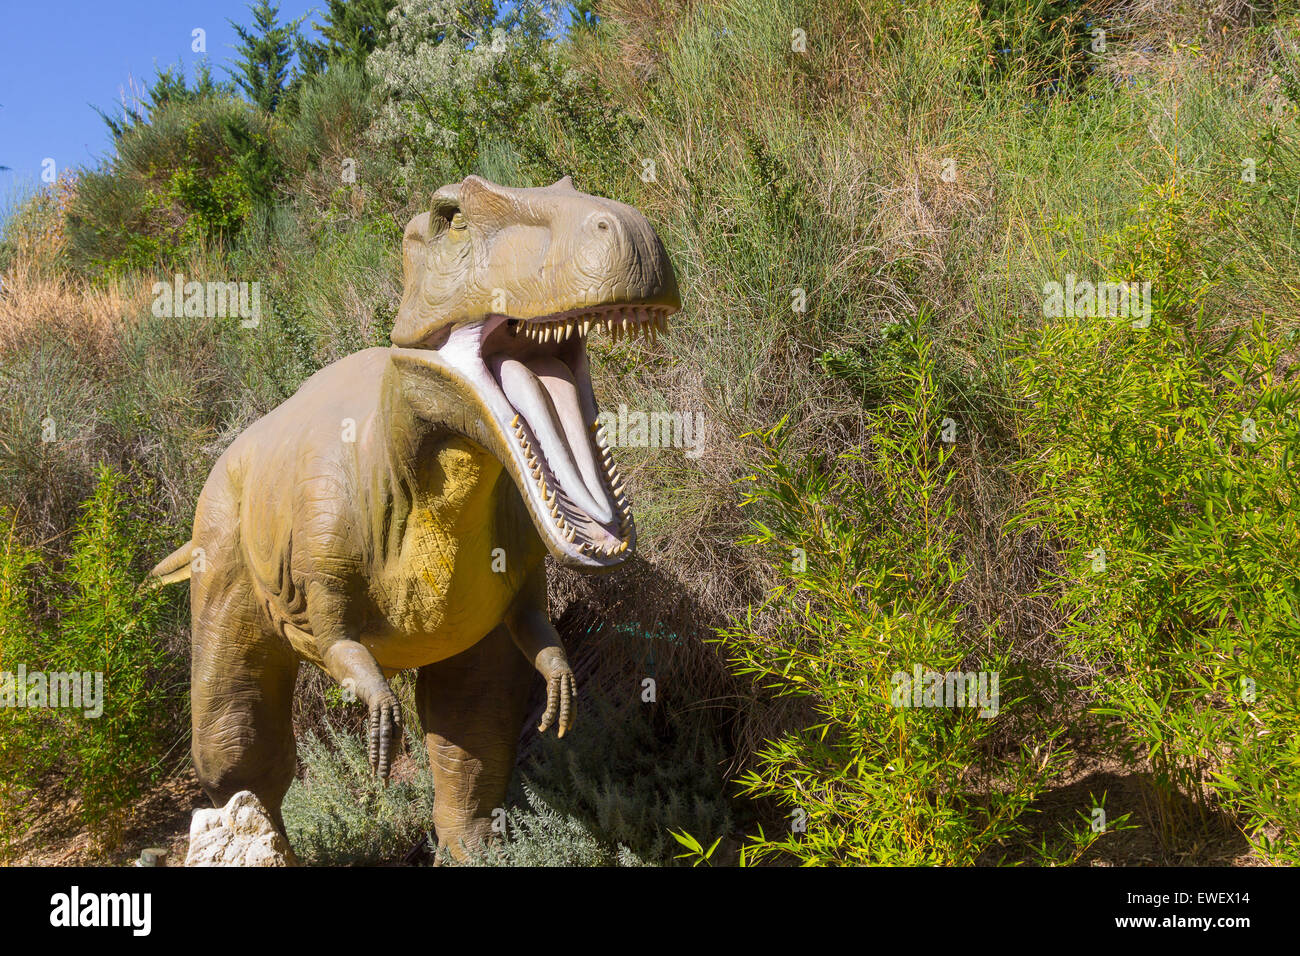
[596,404,706,459]
[890,665,999,718]
[151,273,261,328]
[1042,274,1152,326]
[1,665,104,718]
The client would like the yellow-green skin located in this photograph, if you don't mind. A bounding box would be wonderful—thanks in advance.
[151,176,680,860]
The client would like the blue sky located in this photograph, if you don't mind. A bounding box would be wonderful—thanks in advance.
[0,0,320,221]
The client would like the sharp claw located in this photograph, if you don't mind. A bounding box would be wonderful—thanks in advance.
[539,677,560,733]
[559,678,573,737]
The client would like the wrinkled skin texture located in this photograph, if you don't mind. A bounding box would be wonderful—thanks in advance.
[151,176,680,860]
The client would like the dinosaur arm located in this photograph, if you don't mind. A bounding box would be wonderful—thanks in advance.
[308,583,402,780]
[504,567,576,736]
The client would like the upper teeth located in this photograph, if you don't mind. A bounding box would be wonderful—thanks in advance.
[515,305,670,343]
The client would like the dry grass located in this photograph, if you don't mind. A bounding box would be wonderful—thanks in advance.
[0,177,151,359]
[0,255,151,358]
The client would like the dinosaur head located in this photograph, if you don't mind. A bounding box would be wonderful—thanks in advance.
[389,175,680,571]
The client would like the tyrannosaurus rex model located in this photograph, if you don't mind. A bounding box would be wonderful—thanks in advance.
[150,175,680,859]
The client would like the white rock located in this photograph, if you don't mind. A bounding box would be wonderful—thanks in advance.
[185,791,297,867]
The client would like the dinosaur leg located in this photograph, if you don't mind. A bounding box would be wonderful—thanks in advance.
[190,585,300,834]
[416,624,534,861]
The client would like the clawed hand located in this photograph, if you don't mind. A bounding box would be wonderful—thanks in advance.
[367,688,402,781]
[536,650,577,738]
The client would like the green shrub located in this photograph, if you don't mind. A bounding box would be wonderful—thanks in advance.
[0,517,44,859]
[284,687,735,867]
[714,336,1071,865]
[365,0,565,194]
[466,781,654,867]
[67,94,282,275]
[1014,181,1300,860]
[282,719,436,866]
[0,466,181,849]
[479,693,735,866]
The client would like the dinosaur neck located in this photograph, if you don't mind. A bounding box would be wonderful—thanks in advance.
[372,358,507,564]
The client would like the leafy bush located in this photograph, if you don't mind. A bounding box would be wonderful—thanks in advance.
[1014,182,1300,860]
[0,466,181,849]
[283,687,735,867]
[67,94,282,274]
[476,693,735,866]
[466,781,654,867]
[714,337,1072,865]
[365,0,564,193]
[282,719,436,866]
[0,518,41,859]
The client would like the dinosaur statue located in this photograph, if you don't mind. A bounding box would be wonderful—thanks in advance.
[149,175,680,860]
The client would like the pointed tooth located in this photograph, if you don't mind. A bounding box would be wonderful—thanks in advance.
[565,527,576,542]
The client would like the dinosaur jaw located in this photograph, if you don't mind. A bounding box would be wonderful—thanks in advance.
[400,304,674,571]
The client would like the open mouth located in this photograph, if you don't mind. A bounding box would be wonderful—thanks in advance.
[413,302,675,569]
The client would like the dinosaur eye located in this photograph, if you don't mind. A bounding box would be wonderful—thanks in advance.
[450,212,467,230]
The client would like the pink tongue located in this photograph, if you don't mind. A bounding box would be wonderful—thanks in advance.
[495,356,614,524]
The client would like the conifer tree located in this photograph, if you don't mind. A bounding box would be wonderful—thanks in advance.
[229,0,303,113]
[298,0,397,75]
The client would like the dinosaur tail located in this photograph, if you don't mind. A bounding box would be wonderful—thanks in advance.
[146,540,194,588]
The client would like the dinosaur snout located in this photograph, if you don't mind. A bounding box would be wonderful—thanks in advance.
[564,202,681,311]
